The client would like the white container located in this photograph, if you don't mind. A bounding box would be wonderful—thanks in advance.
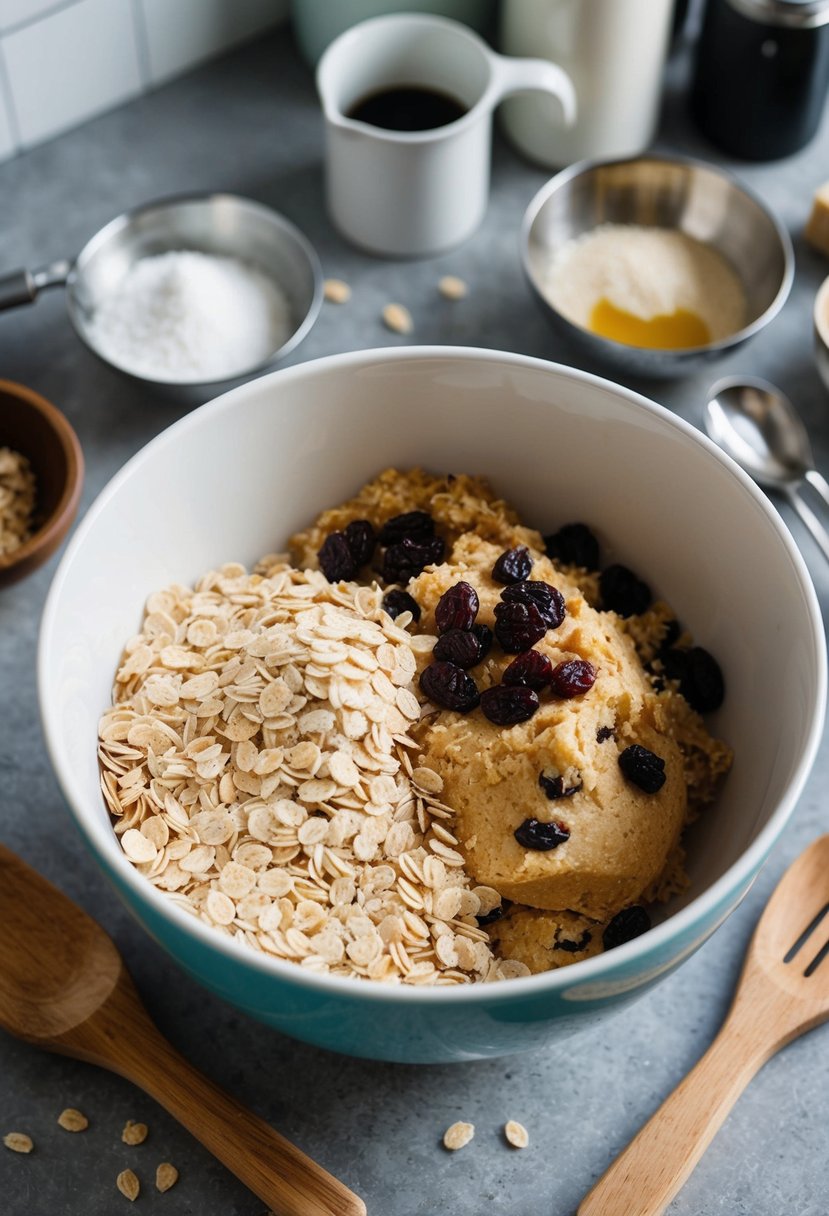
[316,13,575,257]
[500,0,674,168]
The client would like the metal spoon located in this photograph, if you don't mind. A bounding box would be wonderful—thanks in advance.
[705,376,829,563]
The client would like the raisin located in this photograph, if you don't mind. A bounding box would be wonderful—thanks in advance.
[514,818,570,850]
[343,518,376,567]
[599,564,651,617]
[657,618,682,655]
[493,600,548,653]
[382,536,445,584]
[435,581,479,633]
[503,650,553,690]
[419,661,480,713]
[378,510,435,545]
[476,903,507,927]
[660,646,690,683]
[480,685,539,725]
[549,659,597,699]
[318,532,356,582]
[501,580,566,629]
[618,744,666,793]
[539,772,581,799]
[554,929,593,954]
[492,545,533,585]
[382,589,421,622]
[471,623,493,661]
[544,523,600,571]
[603,906,651,950]
[596,725,615,743]
[433,628,486,668]
[664,646,725,713]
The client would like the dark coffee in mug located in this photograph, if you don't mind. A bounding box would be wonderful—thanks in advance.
[347,85,467,131]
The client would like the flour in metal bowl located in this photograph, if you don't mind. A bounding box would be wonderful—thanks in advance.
[88,250,292,382]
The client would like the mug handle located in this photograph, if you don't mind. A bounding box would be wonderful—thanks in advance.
[487,52,577,125]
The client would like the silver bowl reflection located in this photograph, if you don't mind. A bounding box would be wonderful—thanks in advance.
[521,155,794,379]
[67,193,323,401]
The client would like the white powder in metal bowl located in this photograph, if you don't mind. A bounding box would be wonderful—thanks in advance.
[540,225,746,342]
[88,251,292,382]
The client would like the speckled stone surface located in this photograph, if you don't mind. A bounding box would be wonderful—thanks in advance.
[1,26,828,1216]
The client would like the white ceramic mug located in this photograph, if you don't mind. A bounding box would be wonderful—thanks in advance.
[316,13,576,257]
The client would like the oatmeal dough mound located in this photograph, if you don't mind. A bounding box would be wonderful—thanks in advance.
[411,538,688,920]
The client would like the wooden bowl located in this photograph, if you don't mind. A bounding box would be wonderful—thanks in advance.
[0,381,84,588]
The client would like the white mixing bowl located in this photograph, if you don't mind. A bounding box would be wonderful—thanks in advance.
[38,347,826,1062]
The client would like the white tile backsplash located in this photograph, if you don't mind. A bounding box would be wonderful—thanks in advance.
[140,0,285,86]
[0,0,66,35]
[4,0,141,147]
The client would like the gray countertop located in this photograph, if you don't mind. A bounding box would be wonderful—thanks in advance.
[2,27,828,1216]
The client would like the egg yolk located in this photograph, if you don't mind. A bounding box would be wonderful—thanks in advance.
[589,297,711,350]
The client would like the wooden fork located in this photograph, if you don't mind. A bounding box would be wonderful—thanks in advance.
[579,834,829,1216]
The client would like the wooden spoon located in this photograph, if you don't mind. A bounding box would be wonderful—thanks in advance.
[0,844,366,1216]
[579,834,829,1216]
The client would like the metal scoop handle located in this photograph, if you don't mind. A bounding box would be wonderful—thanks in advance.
[0,259,71,311]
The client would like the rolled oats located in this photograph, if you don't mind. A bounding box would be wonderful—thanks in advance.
[57,1108,89,1132]
[99,565,506,986]
[0,447,36,557]
[438,275,468,300]
[381,303,413,335]
[323,278,351,304]
[504,1120,529,1149]
[443,1121,474,1151]
[121,1120,148,1146]
[3,1132,33,1153]
[155,1162,179,1192]
[117,1168,140,1201]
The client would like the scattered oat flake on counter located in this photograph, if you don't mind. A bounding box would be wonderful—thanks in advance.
[155,1162,179,1192]
[122,1119,148,1145]
[57,1107,89,1131]
[443,1121,475,1150]
[117,1168,140,1200]
[438,275,467,300]
[3,1132,33,1153]
[504,1120,529,1149]
[382,303,413,334]
[324,278,351,303]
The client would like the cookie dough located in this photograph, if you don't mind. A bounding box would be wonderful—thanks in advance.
[412,538,688,920]
[292,468,732,972]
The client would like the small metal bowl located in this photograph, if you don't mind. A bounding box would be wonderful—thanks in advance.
[521,154,794,378]
[0,193,323,403]
[69,193,323,401]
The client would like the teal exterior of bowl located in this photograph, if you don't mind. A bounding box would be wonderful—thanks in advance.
[92,835,756,1063]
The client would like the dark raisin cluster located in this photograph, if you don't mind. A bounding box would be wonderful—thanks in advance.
[544,521,726,716]
[419,561,596,729]
[318,509,445,589]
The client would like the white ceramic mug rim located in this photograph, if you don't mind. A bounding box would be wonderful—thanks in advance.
[316,11,507,145]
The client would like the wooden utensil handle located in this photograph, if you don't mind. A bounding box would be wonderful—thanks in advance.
[577,1015,771,1216]
[62,973,366,1216]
